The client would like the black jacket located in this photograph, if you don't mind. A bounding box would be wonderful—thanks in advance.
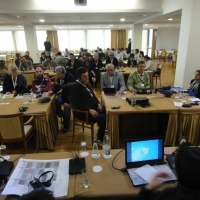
[52,72,76,104]
[89,58,102,75]
[44,41,51,51]
[70,81,100,120]
[190,79,200,98]
[67,59,81,78]
[24,55,34,64]
[106,57,118,68]
[3,74,27,94]
[128,42,131,54]
[128,59,137,67]
[98,52,105,60]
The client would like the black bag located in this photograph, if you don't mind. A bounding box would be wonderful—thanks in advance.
[126,97,149,107]
[38,96,51,103]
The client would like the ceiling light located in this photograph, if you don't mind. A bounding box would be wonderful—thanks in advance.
[144,24,148,26]
[106,27,109,28]
[39,19,45,22]
[17,26,21,28]
[120,18,125,21]
[168,18,173,21]
[54,25,57,27]
[110,25,113,26]
[143,15,146,17]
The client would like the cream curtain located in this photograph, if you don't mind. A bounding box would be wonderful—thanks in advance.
[111,30,126,50]
[151,29,157,59]
[47,31,59,52]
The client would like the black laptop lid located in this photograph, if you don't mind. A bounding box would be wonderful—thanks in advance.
[125,137,164,168]
[103,88,116,94]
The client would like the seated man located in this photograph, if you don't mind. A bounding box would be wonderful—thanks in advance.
[48,66,75,133]
[3,64,27,95]
[15,53,21,68]
[19,57,33,71]
[55,51,67,67]
[114,48,123,61]
[138,142,200,200]
[63,48,71,57]
[102,64,126,91]
[98,48,105,60]
[89,53,102,87]
[70,67,106,142]
[106,52,118,68]
[32,67,52,93]
[43,56,57,70]
[66,53,80,77]
[81,53,90,69]
[24,51,34,64]
[127,61,150,93]
[189,69,200,98]
[127,53,137,67]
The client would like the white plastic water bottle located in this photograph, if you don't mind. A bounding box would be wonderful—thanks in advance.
[102,130,111,159]
[92,140,98,158]
[180,136,186,144]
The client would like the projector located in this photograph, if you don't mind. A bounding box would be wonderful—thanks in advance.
[74,0,87,6]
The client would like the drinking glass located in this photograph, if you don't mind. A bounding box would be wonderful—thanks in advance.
[0,93,3,102]
[80,141,89,157]
[102,144,111,159]
[151,89,155,98]
[82,168,90,188]
[92,77,96,83]
[117,91,122,99]
[147,90,150,98]
[0,145,7,159]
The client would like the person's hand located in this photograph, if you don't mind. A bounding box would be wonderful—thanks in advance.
[37,88,41,92]
[131,89,137,95]
[145,172,169,190]
[6,92,11,95]
[12,90,16,95]
[48,91,53,96]
[101,67,105,70]
[89,109,99,118]
[66,66,69,69]
[97,104,103,112]
[92,72,96,77]
[63,103,69,108]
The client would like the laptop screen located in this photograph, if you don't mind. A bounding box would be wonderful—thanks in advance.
[125,137,164,167]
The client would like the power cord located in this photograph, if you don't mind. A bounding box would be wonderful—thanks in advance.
[112,149,127,172]
[12,154,25,163]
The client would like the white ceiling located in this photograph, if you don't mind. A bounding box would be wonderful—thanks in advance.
[0,0,181,31]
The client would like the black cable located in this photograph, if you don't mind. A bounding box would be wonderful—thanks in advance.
[12,154,25,163]
[112,149,126,172]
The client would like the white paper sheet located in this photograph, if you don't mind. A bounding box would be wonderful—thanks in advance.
[134,164,158,183]
[15,95,24,99]
[2,158,70,197]
[189,98,200,102]
[174,102,183,107]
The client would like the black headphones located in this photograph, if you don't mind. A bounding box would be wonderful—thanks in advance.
[61,66,66,74]
[38,171,54,187]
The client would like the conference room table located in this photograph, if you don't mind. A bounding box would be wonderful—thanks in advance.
[102,92,179,148]
[100,67,154,89]
[0,55,6,60]
[0,93,58,150]
[1,148,176,200]
[165,94,200,145]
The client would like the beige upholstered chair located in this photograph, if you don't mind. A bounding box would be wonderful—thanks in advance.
[0,113,35,152]
[22,71,35,87]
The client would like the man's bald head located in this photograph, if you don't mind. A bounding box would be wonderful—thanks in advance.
[106,64,115,76]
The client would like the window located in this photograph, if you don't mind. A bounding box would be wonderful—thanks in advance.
[87,30,111,50]
[36,31,47,51]
[0,31,15,51]
[15,31,27,51]
[142,30,148,55]
[127,30,132,40]
[57,30,84,51]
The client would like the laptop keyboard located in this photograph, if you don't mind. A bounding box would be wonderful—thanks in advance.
[128,164,177,185]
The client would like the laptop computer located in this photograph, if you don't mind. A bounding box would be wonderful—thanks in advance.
[103,88,116,94]
[125,137,177,186]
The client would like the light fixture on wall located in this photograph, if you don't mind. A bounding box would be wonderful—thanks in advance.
[120,18,125,21]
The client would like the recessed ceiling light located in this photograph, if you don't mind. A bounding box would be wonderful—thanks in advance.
[39,19,45,22]
[168,18,173,21]
[54,25,57,27]
[17,16,20,18]
[144,24,148,26]
[110,25,113,26]
[120,18,125,21]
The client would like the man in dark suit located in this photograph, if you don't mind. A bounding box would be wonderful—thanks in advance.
[48,66,76,133]
[128,38,131,54]
[106,51,118,68]
[70,67,106,142]
[66,53,80,78]
[89,53,102,87]
[44,37,51,56]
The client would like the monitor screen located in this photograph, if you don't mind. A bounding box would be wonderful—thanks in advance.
[126,138,163,163]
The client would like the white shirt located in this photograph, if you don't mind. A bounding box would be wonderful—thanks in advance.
[114,52,123,61]
[145,60,156,71]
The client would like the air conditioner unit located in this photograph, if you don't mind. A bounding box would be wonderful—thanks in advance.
[74,0,87,6]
